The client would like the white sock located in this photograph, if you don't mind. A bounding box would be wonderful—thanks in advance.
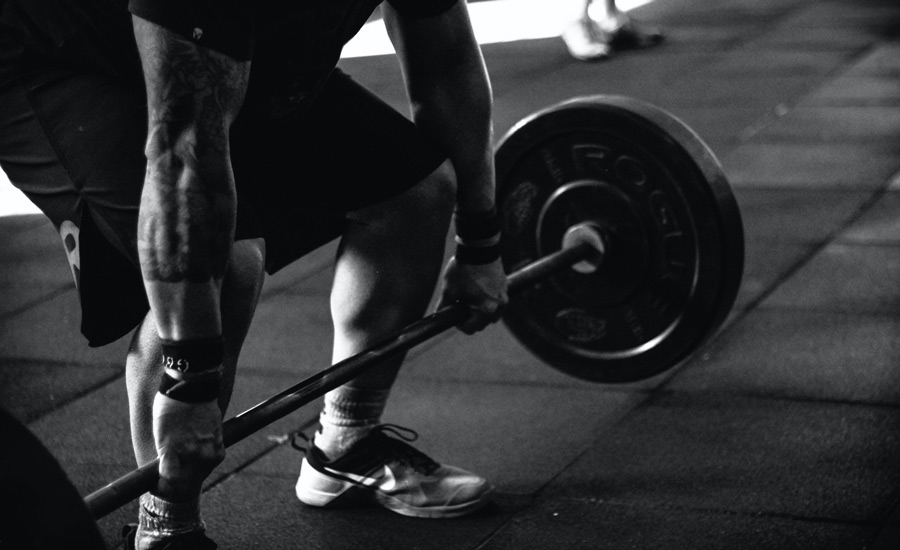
[135,494,204,550]
[315,387,391,460]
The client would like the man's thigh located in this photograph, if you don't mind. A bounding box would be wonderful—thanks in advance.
[0,68,263,345]
[232,69,449,274]
[0,68,150,345]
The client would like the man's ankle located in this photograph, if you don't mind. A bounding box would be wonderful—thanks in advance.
[135,494,204,550]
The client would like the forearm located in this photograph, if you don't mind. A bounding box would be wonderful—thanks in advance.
[139,125,236,285]
[385,2,496,214]
[137,145,234,338]
[133,16,249,339]
[407,57,495,214]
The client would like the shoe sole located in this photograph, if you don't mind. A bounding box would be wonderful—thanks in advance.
[296,460,494,519]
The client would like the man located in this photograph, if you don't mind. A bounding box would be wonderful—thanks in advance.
[562,0,664,61]
[0,0,508,548]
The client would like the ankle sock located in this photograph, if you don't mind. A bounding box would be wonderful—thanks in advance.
[135,494,204,550]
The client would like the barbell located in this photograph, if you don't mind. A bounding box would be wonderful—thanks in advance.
[83,94,744,518]
[497,95,744,382]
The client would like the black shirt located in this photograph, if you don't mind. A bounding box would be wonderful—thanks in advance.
[0,0,458,116]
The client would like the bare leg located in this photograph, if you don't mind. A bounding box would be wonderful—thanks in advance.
[316,161,456,457]
[297,164,496,517]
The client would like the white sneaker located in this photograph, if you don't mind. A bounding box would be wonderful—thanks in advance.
[562,18,612,61]
[563,14,664,62]
[295,425,494,519]
[602,16,664,50]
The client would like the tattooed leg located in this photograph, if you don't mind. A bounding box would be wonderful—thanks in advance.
[130,18,251,544]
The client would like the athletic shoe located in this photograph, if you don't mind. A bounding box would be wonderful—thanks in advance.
[122,524,217,550]
[604,18,664,50]
[295,424,494,518]
[563,16,663,62]
[562,18,613,61]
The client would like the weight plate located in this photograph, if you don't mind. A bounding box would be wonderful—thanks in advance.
[496,95,744,383]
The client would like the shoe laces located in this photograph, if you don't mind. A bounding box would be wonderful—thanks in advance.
[367,424,441,475]
[290,424,440,475]
[290,430,310,452]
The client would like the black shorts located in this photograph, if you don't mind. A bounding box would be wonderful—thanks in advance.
[0,66,446,346]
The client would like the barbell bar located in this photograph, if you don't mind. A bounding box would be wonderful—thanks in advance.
[85,237,602,519]
[84,93,745,519]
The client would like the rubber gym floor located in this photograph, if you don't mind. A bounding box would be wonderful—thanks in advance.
[2,0,900,548]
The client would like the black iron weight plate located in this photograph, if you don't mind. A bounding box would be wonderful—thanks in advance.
[495,95,744,383]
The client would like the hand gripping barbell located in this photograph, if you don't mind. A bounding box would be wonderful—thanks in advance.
[84,94,744,518]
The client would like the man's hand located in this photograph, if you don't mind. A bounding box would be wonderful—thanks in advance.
[152,393,225,501]
[437,257,508,334]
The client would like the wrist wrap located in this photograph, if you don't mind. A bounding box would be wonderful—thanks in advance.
[454,207,502,265]
[158,337,224,403]
[454,207,501,241]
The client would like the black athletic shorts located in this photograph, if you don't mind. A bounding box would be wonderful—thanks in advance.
[0,66,447,347]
